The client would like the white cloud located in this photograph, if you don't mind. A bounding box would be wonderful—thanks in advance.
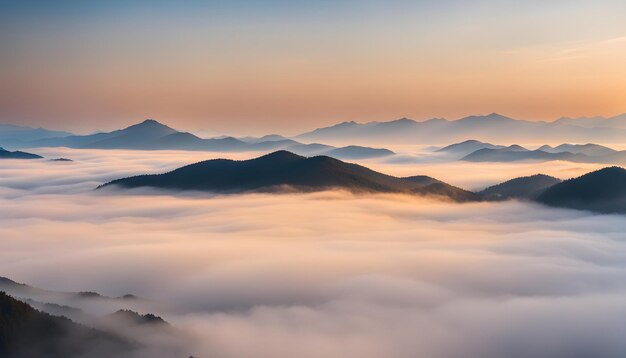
[1,149,625,357]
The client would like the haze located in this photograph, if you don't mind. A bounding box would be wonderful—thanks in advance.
[2,0,626,134]
[2,2,626,357]
[2,149,626,357]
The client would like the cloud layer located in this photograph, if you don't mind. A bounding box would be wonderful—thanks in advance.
[1,149,625,357]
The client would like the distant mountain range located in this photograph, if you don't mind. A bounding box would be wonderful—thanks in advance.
[461,147,588,162]
[555,113,626,129]
[0,124,71,146]
[101,150,478,202]
[295,113,626,144]
[4,112,626,152]
[2,119,393,160]
[454,140,626,165]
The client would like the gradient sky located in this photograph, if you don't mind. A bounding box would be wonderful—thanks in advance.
[1,0,626,134]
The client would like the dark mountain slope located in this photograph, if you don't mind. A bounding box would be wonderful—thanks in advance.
[537,167,626,214]
[480,174,562,201]
[402,175,444,186]
[0,147,42,159]
[101,151,478,202]
[0,292,134,358]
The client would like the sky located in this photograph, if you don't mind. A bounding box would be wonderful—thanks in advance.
[1,0,626,134]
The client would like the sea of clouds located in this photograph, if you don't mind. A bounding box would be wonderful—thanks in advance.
[1,148,625,357]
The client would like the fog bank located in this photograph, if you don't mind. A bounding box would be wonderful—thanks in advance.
[1,149,625,357]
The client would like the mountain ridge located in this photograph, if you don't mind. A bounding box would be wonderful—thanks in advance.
[100,150,478,202]
[537,167,626,214]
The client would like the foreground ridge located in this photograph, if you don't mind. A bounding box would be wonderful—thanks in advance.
[100,150,478,202]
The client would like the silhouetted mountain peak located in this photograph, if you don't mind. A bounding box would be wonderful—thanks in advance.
[123,119,175,133]
[256,150,305,162]
[139,119,160,125]
[101,151,478,201]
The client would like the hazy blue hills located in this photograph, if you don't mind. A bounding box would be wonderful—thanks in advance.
[538,143,617,156]
[0,124,71,147]
[0,292,135,358]
[31,119,184,150]
[537,167,626,214]
[239,134,291,143]
[461,147,586,162]
[296,113,626,144]
[459,142,626,165]
[555,113,626,129]
[436,139,505,157]
[101,150,478,202]
[480,174,562,201]
[5,112,626,149]
[0,147,42,159]
[13,119,395,159]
